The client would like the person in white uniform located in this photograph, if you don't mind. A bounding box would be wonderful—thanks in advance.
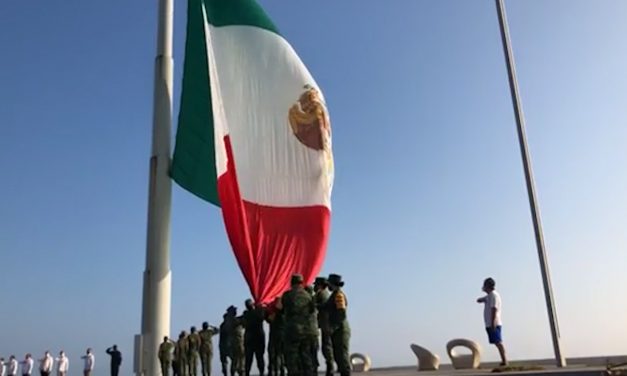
[80,349,94,376]
[7,356,19,376]
[20,355,34,376]
[55,352,68,376]
[38,352,54,376]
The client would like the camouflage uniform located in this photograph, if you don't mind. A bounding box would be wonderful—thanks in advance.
[326,274,351,376]
[230,316,246,376]
[243,302,266,376]
[282,275,316,376]
[175,332,190,376]
[305,286,320,375]
[315,280,334,376]
[188,329,201,376]
[267,307,285,376]
[200,323,220,376]
[159,339,175,376]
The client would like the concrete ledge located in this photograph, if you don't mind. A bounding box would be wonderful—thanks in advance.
[363,355,627,376]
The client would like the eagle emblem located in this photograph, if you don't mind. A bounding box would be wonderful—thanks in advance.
[288,85,331,151]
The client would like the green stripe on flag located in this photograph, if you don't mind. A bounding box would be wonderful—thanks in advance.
[171,0,220,206]
[203,0,279,34]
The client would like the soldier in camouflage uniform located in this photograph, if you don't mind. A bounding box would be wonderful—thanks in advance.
[199,322,220,376]
[266,297,285,376]
[233,319,246,376]
[325,274,351,376]
[282,274,315,376]
[228,307,246,376]
[159,336,175,376]
[175,331,190,376]
[173,349,179,376]
[304,285,319,375]
[314,277,334,376]
[188,327,201,376]
[219,313,231,376]
[242,299,266,376]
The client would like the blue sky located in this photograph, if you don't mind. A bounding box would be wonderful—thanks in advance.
[1,1,626,375]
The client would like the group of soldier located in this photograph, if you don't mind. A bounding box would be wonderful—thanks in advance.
[158,322,219,376]
[158,273,350,376]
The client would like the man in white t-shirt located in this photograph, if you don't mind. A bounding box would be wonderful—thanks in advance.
[80,349,94,376]
[20,355,34,376]
[1,357,6,376]
[38,352,54,376]
[477,277,508,366]
[55,352,68,376]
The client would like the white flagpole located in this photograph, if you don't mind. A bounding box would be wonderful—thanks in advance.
[137,0,173,375]
[495,0,566,368]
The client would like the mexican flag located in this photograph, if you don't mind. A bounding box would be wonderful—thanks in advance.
[171,0,334,303]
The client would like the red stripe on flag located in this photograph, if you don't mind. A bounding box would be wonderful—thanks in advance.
[217,136,330,304]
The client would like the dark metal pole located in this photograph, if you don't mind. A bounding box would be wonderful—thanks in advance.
[495,0,566,368]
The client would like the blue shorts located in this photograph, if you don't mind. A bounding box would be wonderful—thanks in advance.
[486,326,503,344]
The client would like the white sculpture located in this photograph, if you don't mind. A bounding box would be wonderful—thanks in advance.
[410,344,440,371]
[446,339,482,370]
[350,353,372,372]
